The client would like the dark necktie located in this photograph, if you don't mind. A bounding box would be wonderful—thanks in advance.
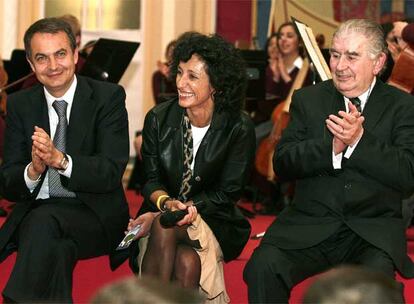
[48,100,76,198]
[350,97,362,112]
[178,114,193,202]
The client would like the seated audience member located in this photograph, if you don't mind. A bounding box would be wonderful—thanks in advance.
[244,18,414,303]
[126,32,255,302]
[0,17,129,302]
[90,276,205,304]
[302,265,404,304]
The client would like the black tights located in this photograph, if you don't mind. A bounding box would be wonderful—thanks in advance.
[142,215,201,289]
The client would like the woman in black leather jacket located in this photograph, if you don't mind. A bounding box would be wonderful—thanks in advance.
[127,32,255,302]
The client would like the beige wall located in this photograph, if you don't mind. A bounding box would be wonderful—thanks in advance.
[0,0,42,59]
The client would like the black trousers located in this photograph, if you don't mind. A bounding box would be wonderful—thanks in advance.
[3,199,108,303]
[243,225,396,304]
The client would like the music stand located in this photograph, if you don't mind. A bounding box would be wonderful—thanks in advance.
[79,38,140,83]
[240,50,267,101]
[239,50,267,114]
[3,49,32,94]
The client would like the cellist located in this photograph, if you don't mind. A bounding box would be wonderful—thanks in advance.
[252,22,312,214]
[255,22,312,147]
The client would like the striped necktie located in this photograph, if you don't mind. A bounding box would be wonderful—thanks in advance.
[350,97,362,113]
[48,100,76,198]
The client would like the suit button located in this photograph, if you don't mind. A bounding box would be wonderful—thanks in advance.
[195,176,201,182]
[344,184,351,189]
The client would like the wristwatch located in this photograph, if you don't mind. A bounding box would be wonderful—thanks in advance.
[59,152,69,171]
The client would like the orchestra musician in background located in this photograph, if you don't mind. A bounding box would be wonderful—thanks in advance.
[254,22,310,139]
[252,22,312,215]
[244,18,414,303]
[387,20,413,62]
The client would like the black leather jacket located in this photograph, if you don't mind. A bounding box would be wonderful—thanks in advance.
[139,99,255,261]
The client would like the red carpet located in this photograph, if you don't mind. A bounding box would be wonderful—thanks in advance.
[1,192,414,303]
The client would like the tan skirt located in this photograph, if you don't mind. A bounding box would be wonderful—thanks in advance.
[137,214,230,303]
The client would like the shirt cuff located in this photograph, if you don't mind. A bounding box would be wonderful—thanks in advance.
[332,150,343,169]
[58,154,73,177]
[24,163,41,192]
[344,136,362,159]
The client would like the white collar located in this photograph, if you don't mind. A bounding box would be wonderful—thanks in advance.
[344,77,376,112]
[44,75,77,108]
[287,56,303,74]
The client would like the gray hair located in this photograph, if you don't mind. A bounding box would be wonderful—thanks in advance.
[333,19,388,59]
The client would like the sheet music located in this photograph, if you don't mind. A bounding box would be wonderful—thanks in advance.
[293,18,332,81]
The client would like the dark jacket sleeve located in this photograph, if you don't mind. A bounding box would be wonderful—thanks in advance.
[0,94,35,202]
[67,86,129,193]
[274,89,333,181]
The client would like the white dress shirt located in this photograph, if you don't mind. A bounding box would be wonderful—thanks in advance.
[332,77,376,169]
[190,124,210,170]
[24,76,77,199]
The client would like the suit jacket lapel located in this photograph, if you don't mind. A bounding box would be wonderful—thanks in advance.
[361,79,390,132]
[166,102,186,195]
[324,79,389,135]
[66,76,94,154]
[321,81,344,141]
[29,85,50,136]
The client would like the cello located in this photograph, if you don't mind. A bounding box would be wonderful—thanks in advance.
[255,57,310,181]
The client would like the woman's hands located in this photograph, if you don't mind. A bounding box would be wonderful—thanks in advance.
[126,212,159,240]
[165,199,198,226]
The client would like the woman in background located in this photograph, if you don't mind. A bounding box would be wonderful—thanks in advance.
[255,22,308,144]
[127,32,255,302]
[152,39,177,104]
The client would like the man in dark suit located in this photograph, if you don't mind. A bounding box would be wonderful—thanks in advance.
[0,17,129,302]
[244,19,414,303]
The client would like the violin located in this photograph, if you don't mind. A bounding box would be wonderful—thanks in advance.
[255,58,310,180]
